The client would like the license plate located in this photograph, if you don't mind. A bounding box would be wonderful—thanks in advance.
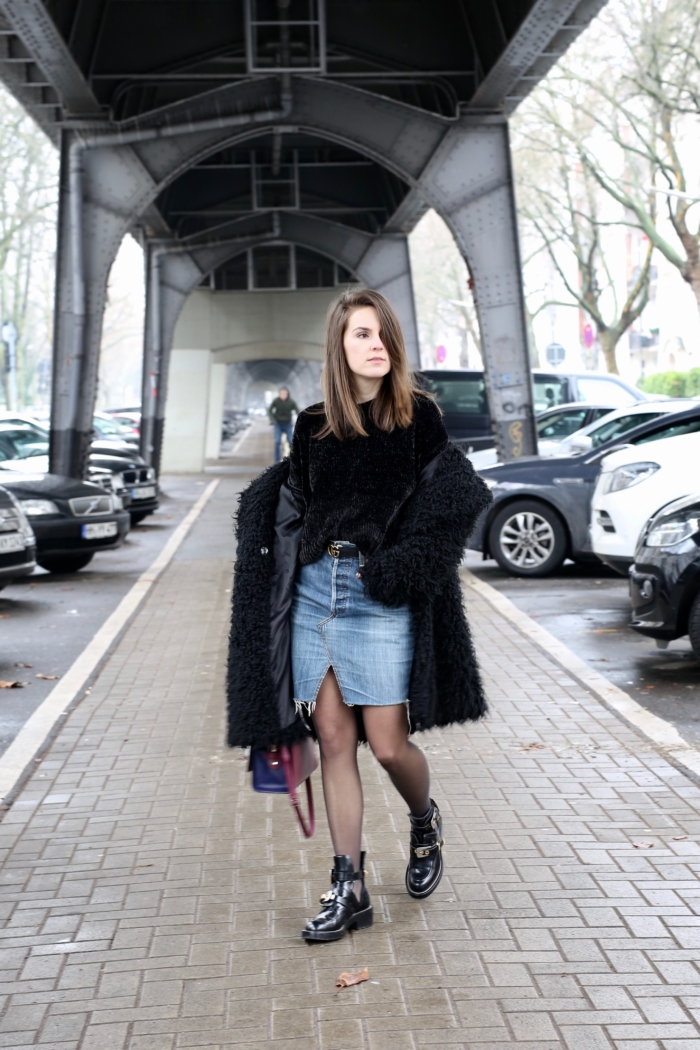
[131,486,156,500]
[81,521,118,540]
[0,533,25,553]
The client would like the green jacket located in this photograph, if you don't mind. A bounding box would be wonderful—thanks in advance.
[268,397,299,424]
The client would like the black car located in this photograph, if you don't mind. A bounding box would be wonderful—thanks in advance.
[418,369,646,449]
[0,485,36,588]
[0,425,159,525]
[0,470,130,573]
[629,492,700,659]
[470,406,700,577]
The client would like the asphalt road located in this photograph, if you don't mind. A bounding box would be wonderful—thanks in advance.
[0,476,210,758]
[464,552,700,745]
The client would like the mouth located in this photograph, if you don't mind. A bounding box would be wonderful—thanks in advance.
[367,356,386,363]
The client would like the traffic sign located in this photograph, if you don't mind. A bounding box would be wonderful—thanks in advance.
[583,324,594,348]
[545,342,566,367]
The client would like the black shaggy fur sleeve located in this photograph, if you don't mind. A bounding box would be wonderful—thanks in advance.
[361,445,493,607]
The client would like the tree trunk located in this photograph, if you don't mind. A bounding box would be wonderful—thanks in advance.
[598,328,620,374]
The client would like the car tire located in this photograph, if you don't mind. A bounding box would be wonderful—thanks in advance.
[37,553,94,574]
[689,592,700,662]
[488,500,568,577]
[130,511,149,526]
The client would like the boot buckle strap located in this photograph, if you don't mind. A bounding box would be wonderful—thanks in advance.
[414,840,442,858]
[319,890,336,904]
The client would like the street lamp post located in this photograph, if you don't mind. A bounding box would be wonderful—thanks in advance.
[1,320,18,411]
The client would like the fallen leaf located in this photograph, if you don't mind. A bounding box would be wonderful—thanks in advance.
[14,662,32,668]
[336,968,369,991]
[0,680,25,689]
[0,614,9,619]
[672,835,688,841]
[35,673,60,680]
[519,742,545,751]
[632,841,654,849]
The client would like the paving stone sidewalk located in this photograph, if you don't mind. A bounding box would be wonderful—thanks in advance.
[1,440,700,1049]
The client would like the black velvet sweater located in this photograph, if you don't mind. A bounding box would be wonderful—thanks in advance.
[288,394,449,565]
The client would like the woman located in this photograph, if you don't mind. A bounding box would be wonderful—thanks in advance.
[227,288,492,943]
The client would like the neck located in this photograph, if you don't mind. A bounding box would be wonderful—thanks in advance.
[352,375,383,402]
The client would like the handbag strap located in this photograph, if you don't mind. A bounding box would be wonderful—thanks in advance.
[281,746,315,838]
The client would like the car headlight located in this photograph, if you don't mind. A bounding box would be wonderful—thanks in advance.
[19,499,60,516]
[0,507,21,532]
[146,467,156,482]
[646,517,700,547]
[111,472,126,492]
[601,461,660,494]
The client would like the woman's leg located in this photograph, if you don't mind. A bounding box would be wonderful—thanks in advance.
[312,668,363,881]
[362,704,431,817]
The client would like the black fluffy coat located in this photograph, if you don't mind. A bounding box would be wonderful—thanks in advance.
[227,444,493,749]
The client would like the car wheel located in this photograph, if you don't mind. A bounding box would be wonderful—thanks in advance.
[130,511,149,525]
[689,592,700,662]
[37,553,94,574]
[488,500,568,577]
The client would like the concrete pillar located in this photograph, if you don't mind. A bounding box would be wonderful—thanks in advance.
[160,350,211,473]
[205,363,227,460]
[421,118,537,460]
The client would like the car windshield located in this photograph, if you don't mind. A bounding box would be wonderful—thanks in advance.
[587,412,662,448]
[633,418,700,444]
[537,409,588,439]
[533,377,569,412]
[420,377,488,415]
[0,430,49,458]
[94,416,123,435]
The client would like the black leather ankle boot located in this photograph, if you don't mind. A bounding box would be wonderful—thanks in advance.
[406,799,444,899]
[302,852,373,942]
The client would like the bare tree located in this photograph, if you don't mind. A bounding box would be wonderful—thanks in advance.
[0,86,58,407]
[512,72,654,374]
[532,0,700,323]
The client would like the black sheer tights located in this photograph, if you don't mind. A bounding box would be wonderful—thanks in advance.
[312,669,431,896]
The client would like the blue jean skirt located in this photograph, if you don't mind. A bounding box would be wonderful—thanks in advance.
[291,551,414,710]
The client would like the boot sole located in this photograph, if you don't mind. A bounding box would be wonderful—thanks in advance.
[405,850,444,900]
[302,905,374,942]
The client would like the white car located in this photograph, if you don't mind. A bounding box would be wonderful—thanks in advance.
[591,426,700,574]
[468,398,696,470]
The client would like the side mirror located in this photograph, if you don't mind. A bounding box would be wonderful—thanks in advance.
[570,434,593,453]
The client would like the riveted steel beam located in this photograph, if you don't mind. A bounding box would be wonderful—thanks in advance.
[469,0,609,114]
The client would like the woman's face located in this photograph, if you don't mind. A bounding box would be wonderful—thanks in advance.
[343,306,391,383]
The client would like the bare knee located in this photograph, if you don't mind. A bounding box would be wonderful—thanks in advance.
[315,718,355,762]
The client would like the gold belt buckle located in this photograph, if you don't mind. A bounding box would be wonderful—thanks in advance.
[328,541,342,558]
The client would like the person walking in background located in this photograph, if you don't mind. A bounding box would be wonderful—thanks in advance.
[269,386,299,461]
[228,289,492,944]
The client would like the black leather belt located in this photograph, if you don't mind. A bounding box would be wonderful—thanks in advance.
[327,541,365,568]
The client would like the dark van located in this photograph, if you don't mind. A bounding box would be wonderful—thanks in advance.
[418,369,648,449]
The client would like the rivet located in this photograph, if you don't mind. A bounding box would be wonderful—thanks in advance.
[260,546,268,555]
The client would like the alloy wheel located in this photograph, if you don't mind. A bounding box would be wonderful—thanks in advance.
[498,511,556,569]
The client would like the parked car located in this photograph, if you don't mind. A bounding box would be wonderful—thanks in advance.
[0,485,36,588]
[93,411,139,447]
[0,425,159,525]
[469,398,697,469]
[591,427,700,574]
[629,492,700,658]
[469,402,617,468]
[418,369,648,450]
[469,404,700,577]
[0,470,130,573]
[1,412,138,451]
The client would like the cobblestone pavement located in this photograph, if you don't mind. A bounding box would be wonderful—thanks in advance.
[1,432,700,1049]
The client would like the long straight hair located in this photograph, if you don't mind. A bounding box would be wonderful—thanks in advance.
[316,288,427,440]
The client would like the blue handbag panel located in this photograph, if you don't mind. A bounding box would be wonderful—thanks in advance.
[250,747,288,794]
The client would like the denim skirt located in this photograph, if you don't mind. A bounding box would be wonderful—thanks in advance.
[291,551,414,710]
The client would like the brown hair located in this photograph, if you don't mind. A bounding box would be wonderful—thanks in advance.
[316,288,427,440]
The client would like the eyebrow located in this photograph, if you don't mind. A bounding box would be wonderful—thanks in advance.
[352,326,372,333]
